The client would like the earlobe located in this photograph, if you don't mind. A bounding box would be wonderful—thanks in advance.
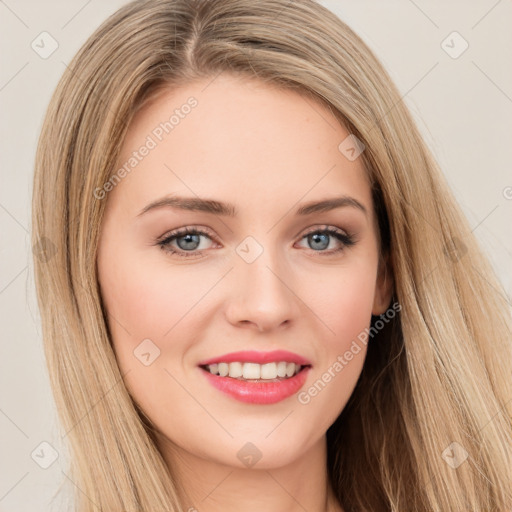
[372,256,394,315]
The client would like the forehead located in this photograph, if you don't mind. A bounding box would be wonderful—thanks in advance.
[108,74,372,218]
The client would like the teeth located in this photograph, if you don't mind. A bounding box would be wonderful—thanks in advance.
[229,361,243,378]
[205,361,303,380]
[242,362,260,379]
[276,361,287,377]
[260,362,277,379]
[218,362,229,377]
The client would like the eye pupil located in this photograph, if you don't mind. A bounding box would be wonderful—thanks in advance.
[177,233,201,250]
[309,232,329,250]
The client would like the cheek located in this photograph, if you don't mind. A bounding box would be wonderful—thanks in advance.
[330,273,376,342]
[98,248,212,346]
[295,255,377,409]
[97,252,212,416]
[301,256,378,346]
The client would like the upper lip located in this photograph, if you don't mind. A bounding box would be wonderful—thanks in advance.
[198,350,312,366]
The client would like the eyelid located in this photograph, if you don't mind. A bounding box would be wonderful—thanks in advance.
[156,225,218,244]
[157,224,350,244]
[299,224,350,238]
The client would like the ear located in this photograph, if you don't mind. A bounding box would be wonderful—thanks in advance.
[372,253,394,315]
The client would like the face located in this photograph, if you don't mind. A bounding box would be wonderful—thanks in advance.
[97,74,391,472]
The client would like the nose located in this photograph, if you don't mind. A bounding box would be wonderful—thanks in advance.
[224,244,301,332]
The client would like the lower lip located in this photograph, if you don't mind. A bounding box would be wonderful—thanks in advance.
[200,366,311,404]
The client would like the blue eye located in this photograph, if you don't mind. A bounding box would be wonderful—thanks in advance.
[156,225,355,258]
[297,227,355,254]
[157,228,215,258]
[172,233,202,251]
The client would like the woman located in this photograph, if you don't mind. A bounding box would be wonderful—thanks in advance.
[32,0,512,510]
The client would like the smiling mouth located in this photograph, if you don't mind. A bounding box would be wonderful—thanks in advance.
[200,361,310,381]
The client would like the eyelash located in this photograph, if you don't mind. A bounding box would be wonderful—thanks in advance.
[156,225,355,259]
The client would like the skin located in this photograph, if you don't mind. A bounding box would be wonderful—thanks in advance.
[97,74,392,512]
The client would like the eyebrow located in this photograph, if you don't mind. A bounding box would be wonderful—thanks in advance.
[137,195,367,217]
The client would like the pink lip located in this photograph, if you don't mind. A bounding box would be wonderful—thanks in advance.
[197,350,312,405]
[197,350,312,366]
[200,366,311,404]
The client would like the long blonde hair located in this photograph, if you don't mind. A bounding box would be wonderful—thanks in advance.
[32,0,512,510]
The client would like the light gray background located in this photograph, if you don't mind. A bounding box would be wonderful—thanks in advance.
[1,1,511,510]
